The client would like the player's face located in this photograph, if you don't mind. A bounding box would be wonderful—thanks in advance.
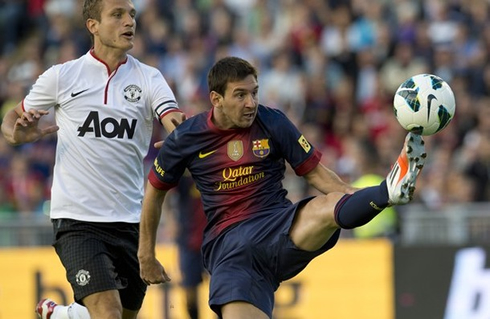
[212,75,259,129]
[89,0,136,53]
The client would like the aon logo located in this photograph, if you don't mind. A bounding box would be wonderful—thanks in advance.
[77,111,137,138]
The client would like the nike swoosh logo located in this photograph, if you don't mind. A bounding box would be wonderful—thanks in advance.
[427,94,437,121]
[198,150,217,158]
[71,89,89,97]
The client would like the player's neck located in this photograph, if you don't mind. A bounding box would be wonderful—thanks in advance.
[211,107,233,130]
[91,46,128,74]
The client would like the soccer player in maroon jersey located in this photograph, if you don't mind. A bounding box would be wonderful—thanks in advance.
[138,56,426,319]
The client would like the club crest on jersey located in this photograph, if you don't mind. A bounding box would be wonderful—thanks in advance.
[298,135,311,153]
[75,269,91,286]
[252,139,270,158]
[227,140,243,161]
[123,84,142,102]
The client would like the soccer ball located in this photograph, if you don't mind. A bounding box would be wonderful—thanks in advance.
[393,74,456,136]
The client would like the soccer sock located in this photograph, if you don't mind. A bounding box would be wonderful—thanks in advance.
[334,180,390,229]
[68,303,91,319]
[50,305,70,319]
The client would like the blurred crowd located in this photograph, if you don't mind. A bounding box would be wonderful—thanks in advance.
[0,0,488,225]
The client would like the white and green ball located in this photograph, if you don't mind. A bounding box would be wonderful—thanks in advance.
[393,74,456,136]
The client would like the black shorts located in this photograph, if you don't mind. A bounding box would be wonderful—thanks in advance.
[202,197,341,318]
[52,219,147,310]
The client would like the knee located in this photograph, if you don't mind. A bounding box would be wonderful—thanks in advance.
[87,307,123,319]
[83,291,124,319]
[310,192,346,227]
[323,192,346,204]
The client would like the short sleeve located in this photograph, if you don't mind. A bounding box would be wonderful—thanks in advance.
[263,108,321,175]
[23,65,59,112]
[148,131,186,190]
[147,68,179,120]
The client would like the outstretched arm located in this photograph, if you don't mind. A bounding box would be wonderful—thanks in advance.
[161,111,186,133]
[1,103,59,146]
[154,111,187,148]
[303,162,358,195]
[138,182,171,285]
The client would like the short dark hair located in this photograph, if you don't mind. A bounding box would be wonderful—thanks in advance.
[82,0,103,22]
[207,57,258,96]
[82,0,103,43]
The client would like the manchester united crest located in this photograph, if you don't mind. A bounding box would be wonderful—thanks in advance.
[75,269,91,286]
[123,84,142,102]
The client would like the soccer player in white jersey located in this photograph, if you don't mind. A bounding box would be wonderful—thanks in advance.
[1,0,184,319]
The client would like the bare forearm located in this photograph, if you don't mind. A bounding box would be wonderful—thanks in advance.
[138,185,167,261]
[305,163,357,195]
[1,108,21,145]
[160,111,186,134]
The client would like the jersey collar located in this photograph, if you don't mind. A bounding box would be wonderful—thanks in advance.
[88,49,128,76]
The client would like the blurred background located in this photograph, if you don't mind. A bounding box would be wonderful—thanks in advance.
[0,0,489,318]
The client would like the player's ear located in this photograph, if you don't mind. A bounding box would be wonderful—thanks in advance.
[86,18,99,36]
[209,91,223,108]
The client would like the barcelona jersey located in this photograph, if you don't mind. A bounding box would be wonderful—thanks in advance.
[149,104,321,244]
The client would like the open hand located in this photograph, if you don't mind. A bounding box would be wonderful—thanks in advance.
[13,109,59,143]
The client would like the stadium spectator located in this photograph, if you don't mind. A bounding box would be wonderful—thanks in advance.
[461,101,490,201]
[379,41,429,95]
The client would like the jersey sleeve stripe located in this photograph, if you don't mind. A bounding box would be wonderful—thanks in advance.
[148,169,177,190]
[294,149,322,176]
[155,100,178,117]
[158,108,183,119]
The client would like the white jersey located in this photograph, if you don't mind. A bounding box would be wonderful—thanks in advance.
[23,51,179,223]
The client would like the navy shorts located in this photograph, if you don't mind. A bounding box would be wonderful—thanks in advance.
[52,219,147,310]
[202,198,341,318]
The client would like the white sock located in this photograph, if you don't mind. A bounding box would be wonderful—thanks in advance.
[68,303,91,319]
[50,304,70,319]
[51,305,71,319]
